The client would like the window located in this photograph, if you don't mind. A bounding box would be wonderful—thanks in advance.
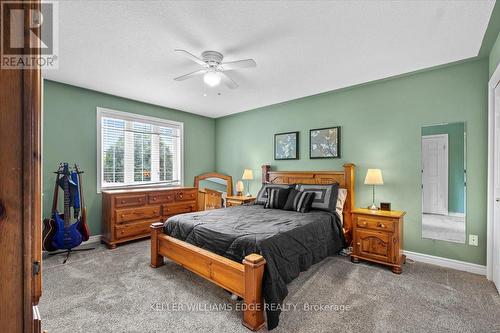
[97,108,183,190]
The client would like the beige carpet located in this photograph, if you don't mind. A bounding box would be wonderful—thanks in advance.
[40,240,500,333]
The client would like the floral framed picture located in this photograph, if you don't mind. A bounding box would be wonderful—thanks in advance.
[274,131,299,160]
[310,126,341,159]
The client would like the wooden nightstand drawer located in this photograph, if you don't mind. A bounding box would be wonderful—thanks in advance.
[355,215,395,232]
[226,196,256,206]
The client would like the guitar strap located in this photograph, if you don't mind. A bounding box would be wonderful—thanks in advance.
[51,172,60,215]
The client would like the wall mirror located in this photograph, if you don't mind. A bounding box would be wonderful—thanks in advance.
[421,122,466,243]
[194,173,233,211]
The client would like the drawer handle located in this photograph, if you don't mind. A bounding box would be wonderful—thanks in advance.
[360,222,367,226]
[153,197,157,201]
[121,214,124,218]
[138,199,142,202]
[378,223,386,228]
[121,200,125,204]
[356,242,361,246]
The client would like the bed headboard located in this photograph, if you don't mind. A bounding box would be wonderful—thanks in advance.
[261,164,355,245]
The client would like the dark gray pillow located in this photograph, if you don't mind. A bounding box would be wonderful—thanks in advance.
[264,187,291,209]
[294,183,339,213]
[255,184,294,205]
[283,189,316,213]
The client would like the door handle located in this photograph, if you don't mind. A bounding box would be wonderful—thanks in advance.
[496,198,500,202]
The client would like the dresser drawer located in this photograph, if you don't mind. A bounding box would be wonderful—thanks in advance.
[148,192,174,204]
[174,189,197,202]
[116,206,161,223]
[163,202,196,216]
[355,215,395,232]
[115,194,147,208]
[115,219,158,240]
[354,229,392,263]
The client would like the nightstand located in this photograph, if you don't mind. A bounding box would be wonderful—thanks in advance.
[226,195,256,207]
[351,208,406,274]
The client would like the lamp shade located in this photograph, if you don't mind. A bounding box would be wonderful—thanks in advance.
[364,169,384,185]
[242,169,254,180]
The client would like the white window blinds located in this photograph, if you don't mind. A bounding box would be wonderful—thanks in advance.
[98,108,183,190]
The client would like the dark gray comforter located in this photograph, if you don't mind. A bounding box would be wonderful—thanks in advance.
[163,204,345,329]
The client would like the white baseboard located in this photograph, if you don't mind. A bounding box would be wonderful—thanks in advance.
[448,212,465,218]
[403,250,486,276]
[83,234,102,246]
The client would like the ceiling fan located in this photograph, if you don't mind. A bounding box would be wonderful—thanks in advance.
[173,49,256,89]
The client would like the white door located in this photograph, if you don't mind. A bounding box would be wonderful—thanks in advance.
[422,135,448,215]
[493,84,500,290]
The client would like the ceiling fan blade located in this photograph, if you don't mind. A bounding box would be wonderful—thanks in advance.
[174,49,206,66]
[173,69,206,81]
[220,59,256,71]
[219,72,238,89]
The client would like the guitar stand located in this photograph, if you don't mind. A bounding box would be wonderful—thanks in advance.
[49,247,95,264]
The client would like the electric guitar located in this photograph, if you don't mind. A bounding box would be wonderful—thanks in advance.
[43,163,84,251]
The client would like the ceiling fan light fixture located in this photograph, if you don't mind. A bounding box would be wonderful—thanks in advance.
[203,71,221,87]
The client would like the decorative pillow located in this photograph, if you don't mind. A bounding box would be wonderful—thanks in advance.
[283,189,316,213]
[264,187,291,209]
[255,184,294,205]
[336,188,348,225]
[294,183,339,214]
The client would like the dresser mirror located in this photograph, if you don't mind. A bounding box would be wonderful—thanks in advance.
[194,173,233,211]
[421,122,466,243]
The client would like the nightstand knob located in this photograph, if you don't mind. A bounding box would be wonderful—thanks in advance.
[356,242,361,246]
[379,223,385,228]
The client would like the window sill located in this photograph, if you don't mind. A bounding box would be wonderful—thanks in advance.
[97,182,183,194]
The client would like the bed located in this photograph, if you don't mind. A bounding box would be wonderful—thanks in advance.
[150,164,355,330]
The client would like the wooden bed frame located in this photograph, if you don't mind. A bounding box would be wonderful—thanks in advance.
[150,164,355,331]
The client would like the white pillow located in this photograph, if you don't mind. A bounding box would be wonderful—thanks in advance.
[336,188,347,225]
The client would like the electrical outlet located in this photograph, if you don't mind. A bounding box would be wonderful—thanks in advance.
[469,234,478,246]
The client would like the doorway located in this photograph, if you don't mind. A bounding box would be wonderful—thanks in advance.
[422,134,449,215]
[488,65,500,292]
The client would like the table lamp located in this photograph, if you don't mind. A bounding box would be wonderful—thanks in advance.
[364,169,384,210]
[242,169,254,197]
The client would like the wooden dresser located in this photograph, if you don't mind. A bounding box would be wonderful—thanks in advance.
[351,208,406,274]
[101,187,197,249]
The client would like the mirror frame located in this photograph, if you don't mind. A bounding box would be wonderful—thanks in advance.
[194,172,233,196]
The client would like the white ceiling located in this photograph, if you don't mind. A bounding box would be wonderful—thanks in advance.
[43,1,495,118]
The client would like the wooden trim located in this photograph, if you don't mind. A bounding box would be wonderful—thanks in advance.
[194,172,233,196]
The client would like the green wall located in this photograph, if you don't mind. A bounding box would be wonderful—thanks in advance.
[43,80,216,235]
[215,59,488,265]
[421,123,465,214]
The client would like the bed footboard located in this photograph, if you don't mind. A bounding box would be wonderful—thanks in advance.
[150,223,266,331]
